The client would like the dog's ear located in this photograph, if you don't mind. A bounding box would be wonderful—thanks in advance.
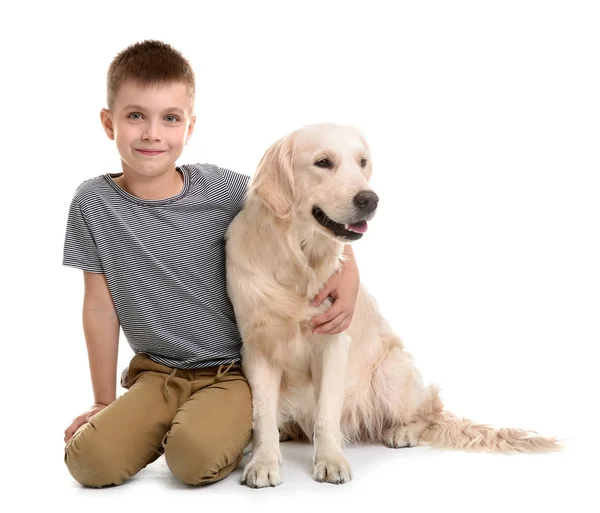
[249,136,295,218]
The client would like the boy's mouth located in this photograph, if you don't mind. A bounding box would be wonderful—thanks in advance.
[136,149,165,156]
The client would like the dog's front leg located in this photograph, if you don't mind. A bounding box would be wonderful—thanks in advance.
[241,348,284,488]
[310,333,352,484]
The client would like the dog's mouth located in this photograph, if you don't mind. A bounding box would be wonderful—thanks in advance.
[312,207,368,241]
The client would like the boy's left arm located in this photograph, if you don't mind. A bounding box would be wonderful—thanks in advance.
[310,245,360,335]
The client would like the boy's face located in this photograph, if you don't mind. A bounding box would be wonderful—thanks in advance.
[101,80,196,178]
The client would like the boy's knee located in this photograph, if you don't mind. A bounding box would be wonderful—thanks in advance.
[164,425,251,485]
[65,426,130,488]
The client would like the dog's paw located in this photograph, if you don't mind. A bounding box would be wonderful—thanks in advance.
[241,457,282,488]
[313,456,352,484]
[383,425,419,448]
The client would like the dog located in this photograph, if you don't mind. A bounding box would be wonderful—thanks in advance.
[224,123,559,488]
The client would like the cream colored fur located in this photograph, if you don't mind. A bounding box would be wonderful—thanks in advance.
[225,123,560,488]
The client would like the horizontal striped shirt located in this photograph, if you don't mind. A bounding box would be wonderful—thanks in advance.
[63,163,249,369]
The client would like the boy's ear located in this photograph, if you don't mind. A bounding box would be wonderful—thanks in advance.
[100,109,115,140]
[186,115,196,145]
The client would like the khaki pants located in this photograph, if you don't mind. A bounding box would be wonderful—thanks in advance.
[65,353,252,487]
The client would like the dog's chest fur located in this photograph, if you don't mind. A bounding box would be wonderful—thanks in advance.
[273,247,343,383]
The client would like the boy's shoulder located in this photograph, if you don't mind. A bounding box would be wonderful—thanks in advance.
[181,163,250,184]
[70,175,111,205]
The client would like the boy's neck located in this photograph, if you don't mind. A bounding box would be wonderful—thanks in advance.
[113,166,184,200]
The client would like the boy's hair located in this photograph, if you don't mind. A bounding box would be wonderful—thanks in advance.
[107,40,195,113]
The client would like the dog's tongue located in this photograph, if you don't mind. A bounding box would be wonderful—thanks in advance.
[346,220,368,233]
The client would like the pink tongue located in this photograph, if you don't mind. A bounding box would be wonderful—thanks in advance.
[348,221,368,233]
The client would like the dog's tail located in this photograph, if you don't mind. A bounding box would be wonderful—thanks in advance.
[417,385,562,453]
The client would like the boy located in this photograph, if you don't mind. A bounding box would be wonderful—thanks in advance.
[63,40,360,487]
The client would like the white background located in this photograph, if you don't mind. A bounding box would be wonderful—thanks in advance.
[2,1,599,511]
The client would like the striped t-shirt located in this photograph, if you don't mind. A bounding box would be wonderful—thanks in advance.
[63,163,250,369]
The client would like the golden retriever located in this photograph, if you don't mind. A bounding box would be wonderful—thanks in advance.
[225,123,559,488]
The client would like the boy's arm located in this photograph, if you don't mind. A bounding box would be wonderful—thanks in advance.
[82,271,120,405]
[65,272,120,443]
[310,244,360,334]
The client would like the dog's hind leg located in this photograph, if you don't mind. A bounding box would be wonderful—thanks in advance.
[383,420,430,448]
[369,344,432,449]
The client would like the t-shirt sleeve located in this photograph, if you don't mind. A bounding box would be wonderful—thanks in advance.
[62,195,104,273]
[219,167,251,219]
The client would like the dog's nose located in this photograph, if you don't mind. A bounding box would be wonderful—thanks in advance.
[353,190,379,213]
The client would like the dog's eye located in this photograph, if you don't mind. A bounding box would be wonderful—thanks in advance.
[315,158,332,169]
[360,158,367,167]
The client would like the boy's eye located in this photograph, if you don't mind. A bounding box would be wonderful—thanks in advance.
[128,112,143,120]
[164,115,180,123]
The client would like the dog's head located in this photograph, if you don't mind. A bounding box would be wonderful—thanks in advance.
[249,123,378,242]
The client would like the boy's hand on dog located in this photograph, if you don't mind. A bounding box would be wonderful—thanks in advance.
[64,403,109,443]
[311,255,360,335]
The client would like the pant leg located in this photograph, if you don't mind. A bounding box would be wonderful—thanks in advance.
[163,366,252,485]
[65,354,189,487]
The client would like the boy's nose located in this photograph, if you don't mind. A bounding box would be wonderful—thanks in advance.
[142,122,161,141]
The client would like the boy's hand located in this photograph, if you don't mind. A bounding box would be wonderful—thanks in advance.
[64,403,108,443]
[310,247,360,335]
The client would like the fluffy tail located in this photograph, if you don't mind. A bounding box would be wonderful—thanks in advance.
[417,385,562,453]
